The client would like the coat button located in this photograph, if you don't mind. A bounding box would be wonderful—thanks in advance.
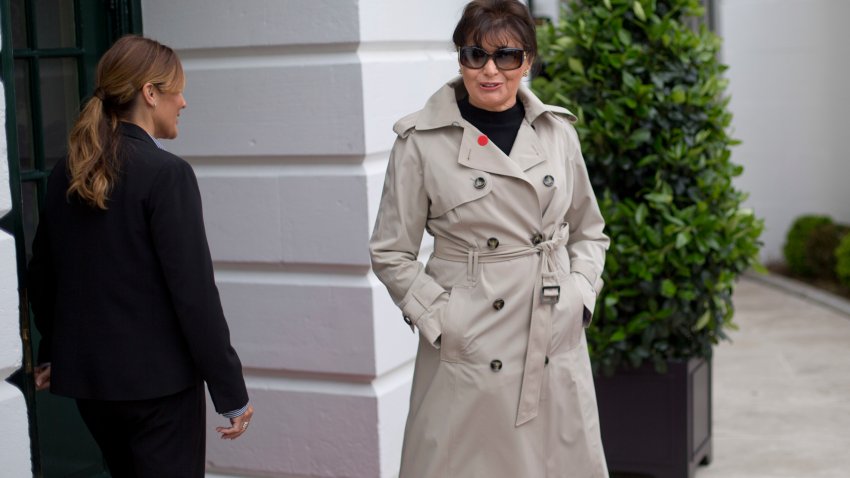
[493,299,505,310]
[545,356,550,365]
[473,177,487,189]
[532,233,544,245]
[490,360,502,372]
[487,237,499,249]
[403,315,412,325]
[543,175,555,187]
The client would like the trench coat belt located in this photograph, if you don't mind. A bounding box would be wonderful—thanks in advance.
[432,225,570,427]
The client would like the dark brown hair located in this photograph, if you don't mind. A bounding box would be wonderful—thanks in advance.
[452,0,537,60]
[67,35,184,209]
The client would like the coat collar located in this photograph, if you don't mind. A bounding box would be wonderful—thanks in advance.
[119,121,161,148]
[413,77,575,132]
[458,116,543,179]
[410,78,576,182]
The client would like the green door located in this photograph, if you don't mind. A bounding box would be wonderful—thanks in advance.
[0,0,141,476]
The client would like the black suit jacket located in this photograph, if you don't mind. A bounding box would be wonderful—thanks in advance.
[28,122,248,414]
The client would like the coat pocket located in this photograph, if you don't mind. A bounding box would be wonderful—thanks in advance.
[439,285,471,363]
[550,274,585,353]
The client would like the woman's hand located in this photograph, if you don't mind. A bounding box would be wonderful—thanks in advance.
[34,364,51,391]
[216,404,254,440]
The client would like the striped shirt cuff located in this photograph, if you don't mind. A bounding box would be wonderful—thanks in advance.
[222,403,249,418]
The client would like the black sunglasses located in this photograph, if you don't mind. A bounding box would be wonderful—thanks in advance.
[458,46,526,71]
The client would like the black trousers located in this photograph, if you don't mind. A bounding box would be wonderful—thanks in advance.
[76,381,206,478]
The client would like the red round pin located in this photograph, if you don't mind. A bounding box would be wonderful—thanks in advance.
[478,135,489,146]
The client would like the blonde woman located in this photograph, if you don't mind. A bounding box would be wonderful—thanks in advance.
[27,35,253,477]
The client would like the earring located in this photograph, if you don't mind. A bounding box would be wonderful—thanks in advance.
[522,70,529,77]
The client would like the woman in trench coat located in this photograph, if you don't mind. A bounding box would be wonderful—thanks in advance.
[370,1,610,476]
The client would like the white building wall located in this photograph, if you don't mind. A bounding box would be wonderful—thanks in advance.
[532,0,561,23]
[0,38,34,478]
[718,0,850,262]
[143,1,464,476]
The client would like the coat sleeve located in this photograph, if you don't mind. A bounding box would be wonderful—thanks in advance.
[563,124,610,319]
[369,135,447,348]
[27,211,56,365]
[148,159,249,413]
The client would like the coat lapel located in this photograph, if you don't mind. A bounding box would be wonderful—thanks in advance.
[510,121,546,172]
[456,119,546,183]
[418,78,560,187]
[457,121,529,182]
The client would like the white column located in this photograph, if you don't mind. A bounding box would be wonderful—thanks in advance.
[143,1,464,476]
[719,0,850,262]
[0,57,34,478]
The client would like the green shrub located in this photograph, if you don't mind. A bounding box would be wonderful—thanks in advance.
[783,215,833,277]
[836,233,850,289]
[805,222,849,280]
[533,0,763,375]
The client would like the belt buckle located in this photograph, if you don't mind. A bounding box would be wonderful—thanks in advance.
[542,285,560,304]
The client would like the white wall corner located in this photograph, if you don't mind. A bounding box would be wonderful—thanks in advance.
[140,1,475,477]
[0,71,23,379]
[0,81,10,218]
[0,235,22,378]
[0,384,31,476]
[0,68,29,478]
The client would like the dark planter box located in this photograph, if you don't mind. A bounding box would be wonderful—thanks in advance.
[594,358,712,478]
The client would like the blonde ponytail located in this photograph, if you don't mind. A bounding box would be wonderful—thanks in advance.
[65,35,184,209]
[66,94,121,209]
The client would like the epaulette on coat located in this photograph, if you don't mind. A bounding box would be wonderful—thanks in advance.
[543,104,578,124]
[393,111,420,138]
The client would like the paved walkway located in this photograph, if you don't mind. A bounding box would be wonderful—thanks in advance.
[695,278,850,478]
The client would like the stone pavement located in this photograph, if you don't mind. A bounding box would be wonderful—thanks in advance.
[695,277,850,478]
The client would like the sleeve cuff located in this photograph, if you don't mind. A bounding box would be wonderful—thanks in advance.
[221,403,249,418]
[572,271,598,325]
[415,310,443,348]
[400,279,447,349]
[572,260,604,294]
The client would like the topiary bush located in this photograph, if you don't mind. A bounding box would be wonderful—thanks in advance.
[533,0,763,375]
[782,215,834,277]
[805,222,849,280]
[836,233,850,289]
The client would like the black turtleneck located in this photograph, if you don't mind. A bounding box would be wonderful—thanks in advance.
[457,96,525,156]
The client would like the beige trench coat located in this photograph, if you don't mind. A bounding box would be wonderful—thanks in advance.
[370,78,610,478]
